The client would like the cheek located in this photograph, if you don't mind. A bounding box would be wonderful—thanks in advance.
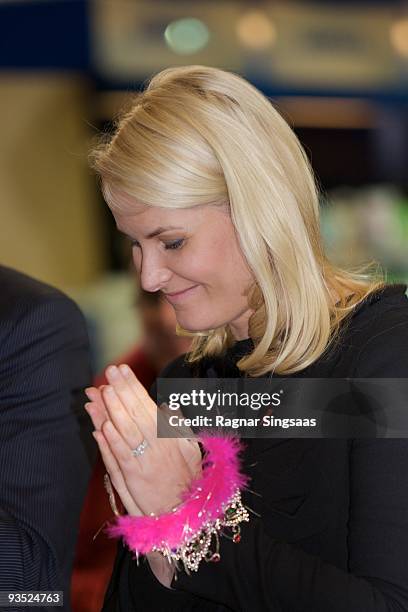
[210,234,246,278]
[189,233,244,287]
[184,251,219,284]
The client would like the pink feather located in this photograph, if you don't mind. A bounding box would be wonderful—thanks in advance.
[105,434,248,554]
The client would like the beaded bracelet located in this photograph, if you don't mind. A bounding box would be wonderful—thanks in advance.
[155,488,249,572]
[106,435,250,573]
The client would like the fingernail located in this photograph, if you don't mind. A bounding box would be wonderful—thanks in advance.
[103,385,115,397]
[106,365,119,379]
[119,364,131,376]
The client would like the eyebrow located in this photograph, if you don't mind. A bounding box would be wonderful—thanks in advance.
[119,225,184,240]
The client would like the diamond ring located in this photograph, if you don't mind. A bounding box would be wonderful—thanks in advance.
[131,439,149,457]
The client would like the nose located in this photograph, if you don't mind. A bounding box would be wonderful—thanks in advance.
[136,250,172,293]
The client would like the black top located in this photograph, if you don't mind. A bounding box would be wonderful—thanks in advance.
[102,283,408,612]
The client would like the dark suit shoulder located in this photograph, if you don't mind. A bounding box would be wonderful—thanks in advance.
[0,266,89,378]
[0,265,66,311]
[0,266,87,338]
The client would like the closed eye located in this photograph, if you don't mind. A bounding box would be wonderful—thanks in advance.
[164,239,184,250]
[130,239,185,251]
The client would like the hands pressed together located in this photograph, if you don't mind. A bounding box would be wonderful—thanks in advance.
[84,364,202,518]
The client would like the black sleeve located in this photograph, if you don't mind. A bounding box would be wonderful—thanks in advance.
[0,294,96,605]
[170,322,408,611]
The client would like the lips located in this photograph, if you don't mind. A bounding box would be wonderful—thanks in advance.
[165,286,197,297]
[164,285,198,303]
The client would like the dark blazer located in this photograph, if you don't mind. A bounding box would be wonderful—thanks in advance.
[102,283,408,611]
[0,266,97,611]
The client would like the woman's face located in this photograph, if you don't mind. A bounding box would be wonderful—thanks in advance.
[113,197,255,340]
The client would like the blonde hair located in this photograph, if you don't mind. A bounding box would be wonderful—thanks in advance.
[90,65,386,377]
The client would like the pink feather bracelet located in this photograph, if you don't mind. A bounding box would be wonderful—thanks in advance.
[106,434,250,572]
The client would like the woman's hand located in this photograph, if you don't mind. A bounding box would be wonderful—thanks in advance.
[84,364,202,517]
[84,381,142,517]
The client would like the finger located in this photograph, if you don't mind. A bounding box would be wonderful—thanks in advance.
[85,386,98,401]
[87,405,108,430]
[106,366,156,437]
[106,365,155,425]
[93,430,140,516]
[86,386,108,410]
[118,364,157,415]
[84,403,102,431]
[102,385,147,447]
[85,386,106,406]
[85,389,109,430]
[102,417,144,473]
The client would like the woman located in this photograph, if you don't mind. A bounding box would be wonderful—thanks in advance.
[85,65,408,611]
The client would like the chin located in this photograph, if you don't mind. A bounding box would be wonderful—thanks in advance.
[176,315,217,334]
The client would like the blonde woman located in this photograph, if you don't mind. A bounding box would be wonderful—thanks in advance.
[84,66,408,611]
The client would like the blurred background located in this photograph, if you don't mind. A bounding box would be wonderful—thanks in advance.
[1,0,408,374]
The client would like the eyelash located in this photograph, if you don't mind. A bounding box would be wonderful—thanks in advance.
[130,239,184,251]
